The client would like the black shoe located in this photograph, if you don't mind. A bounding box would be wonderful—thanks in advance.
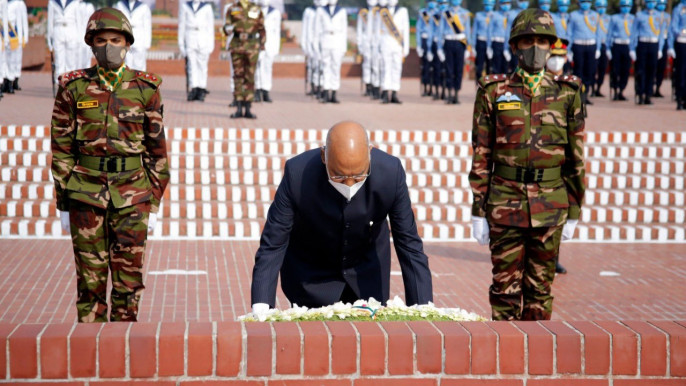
[595,90,604,98]
[636,94,643,105]
[5,79,14,94]
[654,90,664,98]
[262,90,272,103]
[1,79,8,93]
[320,90,330,103]
[330,91,340,104]
[381,90,389,103]
[618,92,627,101]
[454,94,460,104]
[644,97,653,105]
[555,261,567,274]
[12,78,20,91]
[372,86,380,100]
[243,102,257,119]
[230,101,244,118]
[196,88,208,102]
[254,89,262,102]
[391,91,402,104]
[187,88,197,101]
[364,83,372,96]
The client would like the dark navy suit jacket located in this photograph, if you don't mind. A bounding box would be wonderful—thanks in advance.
[251,147,434,308]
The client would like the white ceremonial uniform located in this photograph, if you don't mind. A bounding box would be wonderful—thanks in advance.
[368,1,382,89]
[178,0,215,90]
[377,2,409,91]
[256,3,280,91]
[301,5,316,85]
[222,2,235,92]
[6,0,28,82]
[314,2,347,91]
[77,0,94,68]
[1,0,10,83]
[356,2,375,85]
[47,0,82,82]
[115,0,152,71]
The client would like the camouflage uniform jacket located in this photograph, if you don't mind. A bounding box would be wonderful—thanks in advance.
[469,72,585,228]
[224,0,266,54]
[51,66,170,214]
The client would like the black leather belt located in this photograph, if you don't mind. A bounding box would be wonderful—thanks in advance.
[78,155,142,172]
[494,164,561,183]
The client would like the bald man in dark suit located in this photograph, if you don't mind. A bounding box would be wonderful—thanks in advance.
[250,121,433,312]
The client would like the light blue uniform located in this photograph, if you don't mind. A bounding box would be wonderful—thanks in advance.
[417,5,435,88]
[472,2,493,78]
[437,3,471,97]
[630,3,665,102]
[487,3,509,73]
[605,6,634,95]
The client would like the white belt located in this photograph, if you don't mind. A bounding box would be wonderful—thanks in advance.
[445,33,466,41]
[677,36,686,43]
[477,36,487,42]
[491,37,505,42]
[613,38,630,45]
[421,33,429,38]
[638,37,659,43]
[574,39,596,45]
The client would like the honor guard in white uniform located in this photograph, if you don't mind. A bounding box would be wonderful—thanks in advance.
[368,0,384,99]
[179,0,215,101]
[115,0,152,71]
[357,0,377,96]
[376,0,408,103]
[301,1,316,95]
[0,0,8,98]
[78,0,95,68]
[255,0,280,102]
[5,0,27,93]
[47,0,82,84]
[314,0,347,103]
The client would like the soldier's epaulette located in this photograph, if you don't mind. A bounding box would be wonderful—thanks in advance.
[134,71,163,88]
[553,74,581,89]
[58,70,89,88]
[479,73,507,88]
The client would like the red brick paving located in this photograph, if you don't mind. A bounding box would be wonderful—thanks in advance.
[0,239,684,323]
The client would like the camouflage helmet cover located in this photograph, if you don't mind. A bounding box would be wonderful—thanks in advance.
[84,8,135,46]
[508,8,557,45]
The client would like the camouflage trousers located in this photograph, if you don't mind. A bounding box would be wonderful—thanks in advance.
[488,224,563,321]
[69,200,150,323]
[231,50,259,102]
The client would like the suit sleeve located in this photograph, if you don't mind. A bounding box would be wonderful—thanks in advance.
[143,86,170,214]
[50,84,77,212]
[388,159,433,306]
[563,85,585,220]
[469,84,494,218]
[251,160,295,307]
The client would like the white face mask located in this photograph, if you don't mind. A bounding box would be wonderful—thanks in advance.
[546,55,565,73]
[328,178,366,201]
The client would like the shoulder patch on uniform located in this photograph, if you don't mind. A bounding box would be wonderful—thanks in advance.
[135,71,163,88]
[554,74,581,89]
[58,70,89,88]
[479,73,507,88]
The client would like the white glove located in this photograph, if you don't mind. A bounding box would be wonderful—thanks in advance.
[503,50,511,62]
[427,51,434,62]
[464,49,470,61]
[595,50,601,59]
[471,216,490,246]
[59,211,70,233]
[629,50,636,61]
[668,48,676,58]
[148,213,157,233]
[606,49,612,60]
[567,52,573,62]
[486,47,493,59]
[417,47,424,57]
[562,219,578,241]
[437,49,446,62]
[251,303,270,321]
[658,50,663,60]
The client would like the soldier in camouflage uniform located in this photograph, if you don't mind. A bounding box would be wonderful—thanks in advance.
[469,8,585,321]
[50,8,170,322]
[224,0,266,119]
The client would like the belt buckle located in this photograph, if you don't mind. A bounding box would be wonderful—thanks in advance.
[518,168,542,183]
[106,158,119,172]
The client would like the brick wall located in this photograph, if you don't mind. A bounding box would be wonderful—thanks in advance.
[2,321,685,384]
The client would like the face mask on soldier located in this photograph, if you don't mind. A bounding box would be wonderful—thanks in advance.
[517,45,550,72]
[92,43,128,70]
[546,55,565,72]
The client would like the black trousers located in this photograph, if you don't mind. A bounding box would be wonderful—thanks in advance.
[635,41,659,97]
[444,40,466,91]
[474,39,489,82]
[610,43,631,91]
[655,44,668,91]
[572,44,597,91]
[595,43,608,90]
[431,43,442,87]
[675,42,686,101]
[420,38,431,85]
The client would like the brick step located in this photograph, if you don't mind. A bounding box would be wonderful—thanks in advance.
[4,137,686,160]
[5,182,684,208]
[3,166,683,190]
[2,216,683,242]
[3,152,685,175]
[4,125,686,146]
[3,198,684,225]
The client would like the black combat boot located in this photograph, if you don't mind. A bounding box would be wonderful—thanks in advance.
[12,78,21,91]
[644,95,653,105]
[636,94,644,105]
[391,91,402,104]
[4,79,14,94]
[230,101,244,118]
[243,102,257,119]
[617,90,627,101]
[555,260,567,274]
[262,90,272,103]
[254,89,262,102]
[381,90,389,103]
[372,86,380,100]
[187,88,197,101]
[654,88,664,98]
[320,89,330,103]
[330,91,340,104]
[595,87,604,98]
[196,88,209,102]
[364,83,371,96]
